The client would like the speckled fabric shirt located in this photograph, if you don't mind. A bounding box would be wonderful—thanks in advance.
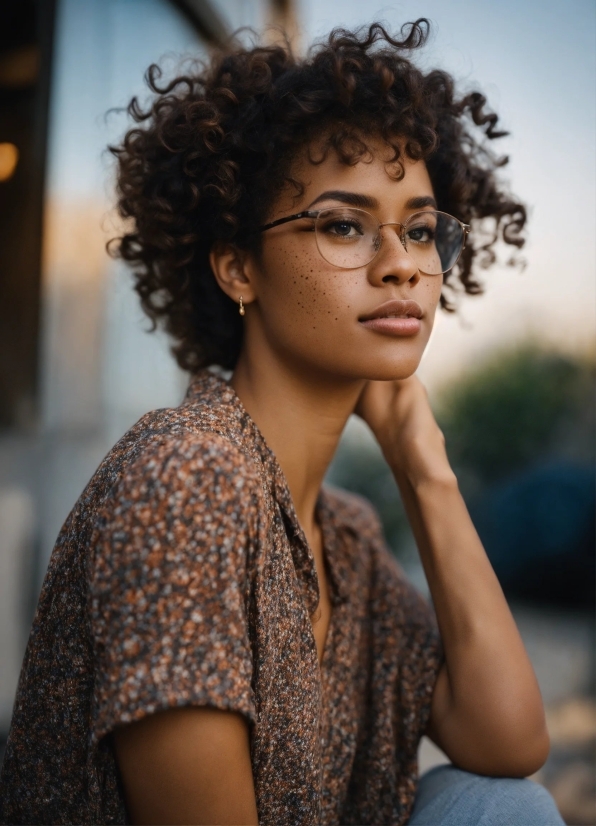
[0,370,443,825]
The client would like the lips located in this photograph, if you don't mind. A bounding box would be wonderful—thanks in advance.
[359,299,423,322]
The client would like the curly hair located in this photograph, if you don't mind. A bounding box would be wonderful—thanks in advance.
[109,20,526,372]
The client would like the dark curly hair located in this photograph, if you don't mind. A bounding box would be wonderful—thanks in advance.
[109,20,526,372]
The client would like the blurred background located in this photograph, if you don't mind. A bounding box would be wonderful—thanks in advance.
[0,0,594,822]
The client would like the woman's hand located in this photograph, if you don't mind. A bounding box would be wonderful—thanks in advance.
[355,375,454,487]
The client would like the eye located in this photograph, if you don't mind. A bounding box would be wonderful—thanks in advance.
[405,220,436,245]
[319,217,365,239]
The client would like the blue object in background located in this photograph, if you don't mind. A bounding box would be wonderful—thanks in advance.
[470,461,595,607]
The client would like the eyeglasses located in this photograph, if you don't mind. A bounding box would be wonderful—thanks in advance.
[258,207,470,275]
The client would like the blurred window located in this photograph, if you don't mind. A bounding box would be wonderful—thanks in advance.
[0,0,55,430]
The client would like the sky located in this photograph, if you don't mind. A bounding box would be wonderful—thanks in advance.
[299,0,596,385]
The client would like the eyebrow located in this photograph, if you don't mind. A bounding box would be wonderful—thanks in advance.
[405,195,437,210]
[307,190,437,211]
[308,190,379,209]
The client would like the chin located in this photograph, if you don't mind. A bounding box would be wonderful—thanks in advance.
[290,334,428,383]
[363,361,420,381]
[329,352,423,382]
[348,342,426,381]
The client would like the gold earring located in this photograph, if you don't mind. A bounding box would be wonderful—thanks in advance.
[238,296,245,316]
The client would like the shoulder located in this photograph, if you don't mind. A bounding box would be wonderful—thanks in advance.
[320,484,389,579]
[322,485,437,629]
[101,407,262,507]
[88,410,264,566]
[321,484,384,542]
[89,414,263,589]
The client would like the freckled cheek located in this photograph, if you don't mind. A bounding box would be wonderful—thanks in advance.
[421,276,443,320]
[263,246,349,331]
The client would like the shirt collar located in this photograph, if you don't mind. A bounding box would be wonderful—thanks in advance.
[182,371,354,609]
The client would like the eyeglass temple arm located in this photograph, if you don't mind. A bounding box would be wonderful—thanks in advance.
[258,211,319,233]
[258,212,471,243]
[462,223,471,249]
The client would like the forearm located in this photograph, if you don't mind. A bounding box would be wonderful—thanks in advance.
[393,463,549,776]
[358,375,549,775]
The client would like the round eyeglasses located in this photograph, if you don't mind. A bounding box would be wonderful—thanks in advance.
[258,207,470,275]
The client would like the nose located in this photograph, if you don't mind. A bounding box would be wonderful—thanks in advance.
[366,222,420,287]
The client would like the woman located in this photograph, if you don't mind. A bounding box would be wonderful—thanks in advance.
[0,21,564,826]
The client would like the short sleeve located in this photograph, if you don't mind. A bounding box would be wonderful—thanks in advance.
[88,431,259,744]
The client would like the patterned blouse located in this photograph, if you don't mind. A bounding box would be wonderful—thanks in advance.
[0,371,443,825]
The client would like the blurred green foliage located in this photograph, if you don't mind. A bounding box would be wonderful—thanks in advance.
[436,343,595,490]
[326,341,595,557]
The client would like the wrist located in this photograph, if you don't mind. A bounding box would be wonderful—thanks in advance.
[407,466,459,494]
[381,431,457,489]
[384,437,456,491]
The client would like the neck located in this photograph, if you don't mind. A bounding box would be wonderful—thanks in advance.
[231,347,364,535]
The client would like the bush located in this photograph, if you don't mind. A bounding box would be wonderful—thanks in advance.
[436,342,595,490]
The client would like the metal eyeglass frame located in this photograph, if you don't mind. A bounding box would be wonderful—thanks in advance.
[257,208,471,274]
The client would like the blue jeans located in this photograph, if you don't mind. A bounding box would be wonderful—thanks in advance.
[409,765,565,825]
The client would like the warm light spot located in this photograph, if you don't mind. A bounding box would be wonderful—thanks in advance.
[0,143,19,182]
[0,46,39,88]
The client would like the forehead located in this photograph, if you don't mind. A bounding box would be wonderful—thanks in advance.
[276,138,434,214]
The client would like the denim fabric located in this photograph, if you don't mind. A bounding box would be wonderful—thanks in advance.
[409,764,565,825]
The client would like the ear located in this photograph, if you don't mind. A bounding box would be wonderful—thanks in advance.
[209,242,257,306]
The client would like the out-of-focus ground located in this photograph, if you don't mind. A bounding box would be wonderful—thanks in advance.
[417,599,596,826]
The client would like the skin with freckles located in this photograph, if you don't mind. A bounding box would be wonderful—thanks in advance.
[115,139,549,825]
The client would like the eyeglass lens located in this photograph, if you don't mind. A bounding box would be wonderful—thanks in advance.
[314,208,465,274]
